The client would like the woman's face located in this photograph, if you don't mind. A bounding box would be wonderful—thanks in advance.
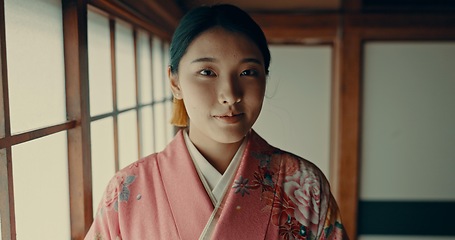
[170,27,266,146]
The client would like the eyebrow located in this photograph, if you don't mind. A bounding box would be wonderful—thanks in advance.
[191,57,262,65]
[242,58,262,65]
[191,57,217,63]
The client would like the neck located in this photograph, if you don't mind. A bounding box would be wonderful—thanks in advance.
[189,133,244,174]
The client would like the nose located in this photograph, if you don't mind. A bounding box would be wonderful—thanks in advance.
[218,74,242,105]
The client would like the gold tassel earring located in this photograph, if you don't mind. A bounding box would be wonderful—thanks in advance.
[170,97,188,127]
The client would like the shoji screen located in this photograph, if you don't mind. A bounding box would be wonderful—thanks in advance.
[88,10,116,215]
[87,8,174,215]
[137,30,155,157]
[359,42,455,240]
[4,0,70,238]
[115,19,139,169]
[253,45,333,178]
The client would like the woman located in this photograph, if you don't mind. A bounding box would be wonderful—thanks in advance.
[86,4,348,240]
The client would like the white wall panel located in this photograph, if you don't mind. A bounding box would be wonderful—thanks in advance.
[253,45,332,177]
[361,42,455,201]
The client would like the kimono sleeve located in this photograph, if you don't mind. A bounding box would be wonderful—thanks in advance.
[84,174,124,240]
[274,155,349,240]
[318,193,349,240]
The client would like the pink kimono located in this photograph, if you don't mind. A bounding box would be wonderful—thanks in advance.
[85,130,348,240]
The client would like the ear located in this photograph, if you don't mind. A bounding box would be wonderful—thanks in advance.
[168,66,182,100]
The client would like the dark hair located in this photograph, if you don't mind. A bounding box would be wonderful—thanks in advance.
[169,4,271,74]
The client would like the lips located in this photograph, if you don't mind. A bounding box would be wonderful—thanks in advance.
[213,112,244,124]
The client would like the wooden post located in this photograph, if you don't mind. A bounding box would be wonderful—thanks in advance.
[62,0,93,239]
[0,0,16,239]
[332,26,362,239]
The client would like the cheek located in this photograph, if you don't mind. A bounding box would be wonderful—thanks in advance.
[244,84,266,106]
[180,83,214,111]
[181,81,207,100]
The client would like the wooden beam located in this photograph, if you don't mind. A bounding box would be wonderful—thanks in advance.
[62,1,93,239]
[118,0,182,29]
[0,121,77,148]
[347,12,455,28]
[340,0,362,12]
[346,13,455,40]
[150,0,183,26]
[88,0,173,41]
[251,13,338,43]
[253,11,455,43]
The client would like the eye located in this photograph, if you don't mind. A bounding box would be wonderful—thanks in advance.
[199,69,216,76]
[240,69,258,76]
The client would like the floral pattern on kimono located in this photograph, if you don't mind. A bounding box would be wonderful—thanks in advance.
[231,149,347,240]
[91,159,146,240]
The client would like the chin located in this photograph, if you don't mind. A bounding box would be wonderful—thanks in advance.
[212,128,250,144]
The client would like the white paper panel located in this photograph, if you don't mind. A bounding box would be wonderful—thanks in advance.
[139,106,155,157]
[361,42,455,200]
[253,45,332,177]
[153,103,167,152]
[152,37,164,101]
[137,30,153,105]
[5,0,66,133]
[118,111,138,169]
[88,10,113,116]
[91,117,116,215]
[12,131,70,239]
[163,42,172,99]
[115,21,136,110]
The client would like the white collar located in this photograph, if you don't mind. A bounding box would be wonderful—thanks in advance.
[183,129,247,203]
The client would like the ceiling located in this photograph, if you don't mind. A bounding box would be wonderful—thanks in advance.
[177,0,341,13]
[111,0,455,40]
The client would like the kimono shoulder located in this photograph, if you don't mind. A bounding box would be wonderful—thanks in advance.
[85,131,213,240]
[238,130,348,239]
[84,152,179,240]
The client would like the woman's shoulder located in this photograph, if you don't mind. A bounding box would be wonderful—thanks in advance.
[113,152,161,178]
[270,148,331,189]
[279,150,323,173]
[249,130,330,185]
[98,153,163,210]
